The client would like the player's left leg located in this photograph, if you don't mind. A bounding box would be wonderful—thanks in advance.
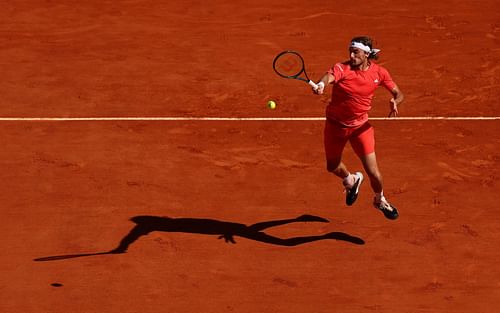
[358,152,383,194]
[350,123,398,220]
[359,153,398,220]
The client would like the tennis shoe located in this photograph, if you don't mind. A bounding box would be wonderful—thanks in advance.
[373,197,399,220]
[344,172,364,206]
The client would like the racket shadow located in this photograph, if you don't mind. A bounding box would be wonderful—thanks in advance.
[34,252,112,262]
[34,214,364,262]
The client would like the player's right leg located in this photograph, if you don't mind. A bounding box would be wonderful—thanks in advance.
[324,119,363,205]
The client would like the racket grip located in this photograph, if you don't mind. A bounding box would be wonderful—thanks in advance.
[308,80,319,90]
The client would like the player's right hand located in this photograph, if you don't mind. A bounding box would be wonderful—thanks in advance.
[313,81,325,95]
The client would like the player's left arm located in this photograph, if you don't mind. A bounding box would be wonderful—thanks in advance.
[380,65,404,117]
[388,85,404,117]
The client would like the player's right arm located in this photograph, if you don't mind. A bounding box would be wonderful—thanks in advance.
[315,63,345,95]
[313,72,335,95]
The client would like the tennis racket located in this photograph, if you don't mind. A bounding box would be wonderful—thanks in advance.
[273,50,319,90]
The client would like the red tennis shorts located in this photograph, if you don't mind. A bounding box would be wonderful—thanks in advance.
[324,119,375,161]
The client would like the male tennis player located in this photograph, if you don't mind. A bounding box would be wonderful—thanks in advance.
[313,36,404,220]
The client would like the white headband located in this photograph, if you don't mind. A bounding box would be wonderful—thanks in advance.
[350,41,381,55]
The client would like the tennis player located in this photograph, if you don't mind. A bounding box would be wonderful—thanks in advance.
[313,36,404,220]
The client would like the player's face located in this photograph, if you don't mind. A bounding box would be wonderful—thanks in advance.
[349,47,368,67]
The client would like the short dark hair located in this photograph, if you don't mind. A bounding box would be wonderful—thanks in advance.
[351,36,379,60]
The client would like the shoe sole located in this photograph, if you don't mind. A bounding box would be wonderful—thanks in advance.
[346,172,363,206]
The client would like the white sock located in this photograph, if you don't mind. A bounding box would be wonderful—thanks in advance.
[343,173,354,187]
[375,192,385,203]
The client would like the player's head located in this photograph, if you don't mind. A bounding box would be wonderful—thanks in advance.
[349,36,380,67]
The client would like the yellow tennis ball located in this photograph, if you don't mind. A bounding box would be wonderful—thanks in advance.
[267,100,277,109]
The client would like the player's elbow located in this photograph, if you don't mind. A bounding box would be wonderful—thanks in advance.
[327,73,335,84]
[392,87,404,103]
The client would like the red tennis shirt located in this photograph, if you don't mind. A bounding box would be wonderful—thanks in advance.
[326,62,396,127]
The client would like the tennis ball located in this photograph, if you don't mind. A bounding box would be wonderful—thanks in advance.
[267,100,277,110]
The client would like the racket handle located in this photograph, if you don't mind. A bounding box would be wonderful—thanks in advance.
[308,80,319,90]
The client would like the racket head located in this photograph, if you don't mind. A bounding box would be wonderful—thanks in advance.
[273,50,307,80]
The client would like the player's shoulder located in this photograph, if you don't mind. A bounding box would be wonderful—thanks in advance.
[328,62,349,77]
[332,61,350,72]
[370,62,389,73]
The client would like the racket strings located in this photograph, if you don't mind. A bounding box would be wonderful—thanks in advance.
[274,53,304,77]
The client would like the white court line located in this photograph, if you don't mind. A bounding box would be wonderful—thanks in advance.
[0,117,498,121]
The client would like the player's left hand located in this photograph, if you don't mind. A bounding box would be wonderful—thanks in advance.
[388,98,399,117]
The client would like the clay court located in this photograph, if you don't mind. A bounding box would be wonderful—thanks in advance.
[1,1,499,312]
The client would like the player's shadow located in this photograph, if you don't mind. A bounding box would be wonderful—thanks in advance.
[34,214,364,262]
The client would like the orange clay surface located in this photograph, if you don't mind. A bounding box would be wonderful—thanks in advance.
[1,1,499,313]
